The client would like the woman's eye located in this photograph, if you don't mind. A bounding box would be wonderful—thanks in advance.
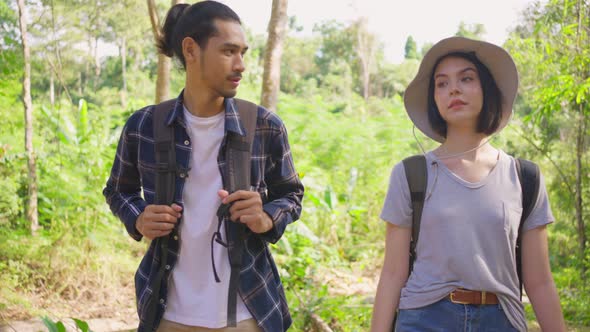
[436,81,447,88]
[462,76,474,82]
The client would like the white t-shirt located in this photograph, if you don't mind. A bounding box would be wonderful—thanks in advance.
[163,107,252,327]
[380,150,554,332]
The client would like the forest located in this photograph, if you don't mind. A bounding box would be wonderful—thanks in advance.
[0,0,589,331]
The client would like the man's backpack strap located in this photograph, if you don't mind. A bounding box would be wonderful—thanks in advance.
[228,99,257,192]
[145,98,177,332]
[515,158,540,300]
[153,99,178,206]
[225,98,258,327]
[402,155,428,274]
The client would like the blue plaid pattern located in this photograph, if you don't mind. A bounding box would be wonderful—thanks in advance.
[103,91,304,332]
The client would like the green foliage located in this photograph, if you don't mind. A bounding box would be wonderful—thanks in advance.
[553,267,590,324]
[505,0,590,279]
[0,71,25,228]
[270,93,419,330]
[276,224,372,331]
[72,319,91,332]
[455,21,486,39]
[0,0,19,48]
[404,36,419,60]
[313,20,356,78]
[0,148,24,226]
[42,317,66,332]
[1,0,589,330]
[280,36,320,94]
[42,316,93,332]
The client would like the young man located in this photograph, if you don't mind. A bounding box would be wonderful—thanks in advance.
[103,2,304,331]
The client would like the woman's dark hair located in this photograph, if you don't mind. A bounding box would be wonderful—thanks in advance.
[426,51,503,139]
[157,1,241,68]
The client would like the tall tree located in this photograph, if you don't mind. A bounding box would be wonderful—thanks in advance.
[312,20,383,101]
[17,0,39,235]
[353,17,377,101]
[120,36,128,107]
[313,20,356,82]
[261,0,288,112]
[404,35,419,60]
[148,0,184,104]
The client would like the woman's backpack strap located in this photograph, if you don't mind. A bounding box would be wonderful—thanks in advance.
[515,158,541,299]
[402,154,428,274]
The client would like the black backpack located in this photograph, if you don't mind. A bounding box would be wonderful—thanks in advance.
[402,155,540,297]
[144,98,258,331]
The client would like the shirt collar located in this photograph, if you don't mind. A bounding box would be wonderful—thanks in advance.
[166,89,246,137]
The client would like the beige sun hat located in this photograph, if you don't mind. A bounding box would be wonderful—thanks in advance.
[403,36,519,142]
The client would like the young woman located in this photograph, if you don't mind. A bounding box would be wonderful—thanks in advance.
[370,37,566,332]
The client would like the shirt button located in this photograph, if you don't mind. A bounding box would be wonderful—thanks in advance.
[173,235,178,240]
[184,140,190,146]
[165,265,171,270]
[179,173,186,178]
[159,298,165,304]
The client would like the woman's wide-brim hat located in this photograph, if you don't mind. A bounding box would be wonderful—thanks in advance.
[403,36,519,142]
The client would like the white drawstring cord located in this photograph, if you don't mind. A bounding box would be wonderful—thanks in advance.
[412,125,427,155]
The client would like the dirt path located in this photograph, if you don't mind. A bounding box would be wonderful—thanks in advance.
[0,292,137,332]
[0,317,137,332]
[2,265,588,332]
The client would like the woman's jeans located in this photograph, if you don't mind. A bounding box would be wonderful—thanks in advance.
[395,297,519,332]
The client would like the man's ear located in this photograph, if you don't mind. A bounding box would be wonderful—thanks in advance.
[182,37,200,64]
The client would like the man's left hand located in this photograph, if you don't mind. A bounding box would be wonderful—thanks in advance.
[218,190,273,234]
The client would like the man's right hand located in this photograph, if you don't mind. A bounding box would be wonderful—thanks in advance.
[136,204,182,240]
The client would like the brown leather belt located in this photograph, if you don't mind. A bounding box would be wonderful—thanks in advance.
[448,288,499,305]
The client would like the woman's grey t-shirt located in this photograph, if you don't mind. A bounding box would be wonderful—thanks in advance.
[380,150,553,332]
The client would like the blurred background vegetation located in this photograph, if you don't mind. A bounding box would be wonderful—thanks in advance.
[0,0,588,331]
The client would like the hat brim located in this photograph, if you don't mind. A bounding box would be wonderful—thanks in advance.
[403,36,519,143]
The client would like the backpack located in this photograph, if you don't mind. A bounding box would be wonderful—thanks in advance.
[402,154,540,298]
[144,98,258,331]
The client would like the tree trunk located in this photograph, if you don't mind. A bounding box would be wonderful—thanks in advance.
[94,37,100,90]
[148,0,184,103]
[155,53,172,103]
[574,0,588,279]
[78,72,83,95]
[575,108,587,278]
[17,0,39,235]
[260,0,288,112]
[120,37,128,108]
[147,0,161,42]
[310,313,334,332]
[48,0,72,103]
[50,74,55,107]
[355,18,375,101]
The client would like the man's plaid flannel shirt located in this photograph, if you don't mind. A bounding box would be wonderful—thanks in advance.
[103,92,304,332]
